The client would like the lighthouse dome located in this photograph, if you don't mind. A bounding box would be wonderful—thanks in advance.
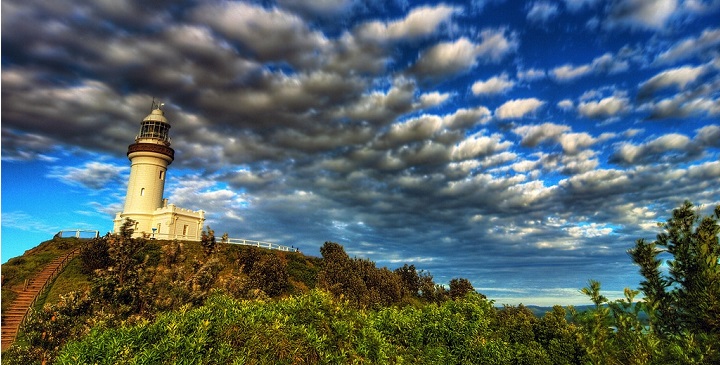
[143,108,169,124]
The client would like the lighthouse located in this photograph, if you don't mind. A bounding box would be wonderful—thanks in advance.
[113,101,205,240]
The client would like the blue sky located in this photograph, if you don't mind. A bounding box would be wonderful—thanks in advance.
[2,0,719,305]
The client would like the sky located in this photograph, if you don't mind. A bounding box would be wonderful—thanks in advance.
[2,0,719,306]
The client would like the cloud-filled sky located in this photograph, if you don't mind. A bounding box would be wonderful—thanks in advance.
[2,0,719,305]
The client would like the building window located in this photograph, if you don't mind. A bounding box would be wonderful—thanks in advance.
[159,171,165,180]
[183,225,189,236]
[140,188,145,196]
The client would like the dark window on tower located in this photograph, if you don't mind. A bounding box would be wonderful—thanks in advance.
[140,188,145,196]
[159,171,165,180]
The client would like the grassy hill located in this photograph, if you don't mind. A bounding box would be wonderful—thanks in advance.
[2,238,87,315]
[2,201,718,365]
[2,235,322,312]
[3,234,587,364]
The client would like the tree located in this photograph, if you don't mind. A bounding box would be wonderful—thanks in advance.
[79,237,112,274]
[318,242,368,305]
[567,201,720,363]
[248,254,289,297]
[394,264,421,297]
[628,201,720,336]
[448,277,475,300]
[201,226,217,257]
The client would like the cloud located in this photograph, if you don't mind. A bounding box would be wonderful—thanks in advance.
[418,91,451,108]
[3,0,719,305]
[48,161,128,190]
[590,53,630,74]
[517,68,547,81]
[605,0,678,30]
[277,0,354,17]
[442,107,493,130]
[356,5,458,42]
[410,30,518,81]
[558,133,599,155]
[695,125,720,147]
[527,2,560,23]
[495,98,545,119]
[334,78,416,125]
[410,38,482,80]
[563,0,601,12]
[578,95,631,119]
[451,133,513,161]
[609,133,705,165]
[656,28,720,64]
[193,2,329,68]
[475,29,520,63]
[379,115,444,148]
[551,52,629,82]
[551,64,592,81]
[638,64,708,98]
[557,99,574,110]
[513,123,571,147]
[1,212,61,234]
[471,73,515,95]
[1,129,59,162]
[512,124,613,156]
[646,97,720,119]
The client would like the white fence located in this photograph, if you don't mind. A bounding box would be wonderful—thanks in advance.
[54,230,298,253]
[226,238,298,253]
[56,229,100,239]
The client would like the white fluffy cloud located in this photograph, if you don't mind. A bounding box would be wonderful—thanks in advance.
[495,98,545,119]
[418,91,451,108]
[578,96,630,119]
[606,0,678,30]
[411,30,517,80]
[48,161,128,190]
[356,5,458,42]
[411,38,482,79]
[638,65,707,98]
[610,133,697,164]
[513,123,570,147]
[451,133,512,161]
[557,99,574,110]
[551,52,628,82]
[551,64,592,82]
[471,73,515,95]
[475,29,520,63]
[656,28,720,64]
[194,2,329,68]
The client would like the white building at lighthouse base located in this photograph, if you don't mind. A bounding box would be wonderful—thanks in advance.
[113,201,205,241]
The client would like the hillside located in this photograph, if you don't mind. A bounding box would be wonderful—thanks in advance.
[2,234,322,313]
[3,233,587,365]
[2,201,719,364]
[2,238,87,316]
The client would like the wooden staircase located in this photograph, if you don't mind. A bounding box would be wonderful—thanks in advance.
[1,249,80,351]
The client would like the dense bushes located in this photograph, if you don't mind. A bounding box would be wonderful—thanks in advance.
[53,290,583,364]
[318,241,450,308]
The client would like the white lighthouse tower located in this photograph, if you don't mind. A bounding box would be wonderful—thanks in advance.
[113,101,205,240]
